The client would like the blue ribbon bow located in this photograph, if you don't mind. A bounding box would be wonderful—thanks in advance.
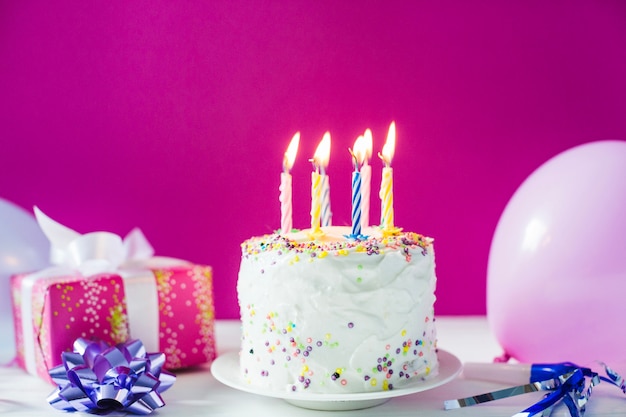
[445,362,625,417]
[47,338,175,415]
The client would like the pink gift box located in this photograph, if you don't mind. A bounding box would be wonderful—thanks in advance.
[11,263,216,382]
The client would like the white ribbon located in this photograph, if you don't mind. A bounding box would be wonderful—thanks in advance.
[34,207,154,271]
[20,207,187,376]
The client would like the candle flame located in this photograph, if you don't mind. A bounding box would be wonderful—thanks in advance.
[380,121,396,166]
[363,128,373,161]
[313,131,331,169]
[351,135,367,168]
[283,132,300,172]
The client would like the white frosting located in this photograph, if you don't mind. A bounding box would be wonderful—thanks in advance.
[237,226,438,393]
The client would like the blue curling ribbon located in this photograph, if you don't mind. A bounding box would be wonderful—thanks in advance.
[518,369,597,417]
[47,338,175,415]
[599,362,626,393]
[530,362,581,382]
[445,362,625,417]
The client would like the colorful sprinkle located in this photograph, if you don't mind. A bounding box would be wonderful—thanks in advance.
[242,231,432,261]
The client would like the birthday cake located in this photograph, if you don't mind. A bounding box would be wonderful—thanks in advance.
[237,226,439,394]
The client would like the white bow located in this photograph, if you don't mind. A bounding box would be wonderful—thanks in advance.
[34,206,154,276]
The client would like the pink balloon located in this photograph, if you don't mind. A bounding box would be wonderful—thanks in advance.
[488,140,626,365]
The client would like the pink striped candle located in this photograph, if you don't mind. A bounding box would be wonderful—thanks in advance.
[320,132,332,227]
[279,132,299,234]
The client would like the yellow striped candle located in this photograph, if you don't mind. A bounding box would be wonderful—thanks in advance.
[310,170,322,233]
[311,133,331,234]
[379,122,396,233]
[279,132,300,234]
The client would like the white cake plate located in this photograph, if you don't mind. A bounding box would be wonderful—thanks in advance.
[211,349,462,411]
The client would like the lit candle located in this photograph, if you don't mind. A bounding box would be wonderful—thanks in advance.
[319,132,332,227]
[311,170,322,232]
[379,121,397,233]
[279,132,300,234]
[360,128,373,229]
[349,136,366,237]
[311,133,331,234]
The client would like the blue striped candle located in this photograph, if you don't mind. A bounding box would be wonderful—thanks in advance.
[351,170,362,236]
[349,135,366,238]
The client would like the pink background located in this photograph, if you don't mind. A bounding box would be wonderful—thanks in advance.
[1,1,625,319]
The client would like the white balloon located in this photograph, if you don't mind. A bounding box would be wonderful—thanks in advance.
[0,199,49,362]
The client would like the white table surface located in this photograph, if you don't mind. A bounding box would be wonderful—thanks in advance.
[1,317,624,416]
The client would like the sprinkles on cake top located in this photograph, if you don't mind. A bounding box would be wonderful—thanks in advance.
[242,227,433,261]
